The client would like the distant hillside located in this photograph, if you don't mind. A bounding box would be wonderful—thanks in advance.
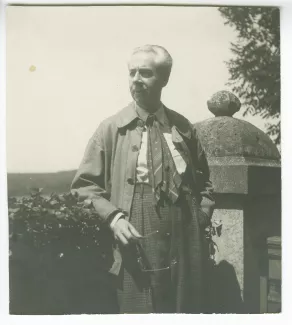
[7,170,77,197]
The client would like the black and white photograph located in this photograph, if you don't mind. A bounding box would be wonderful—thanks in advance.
[2,2,282,316]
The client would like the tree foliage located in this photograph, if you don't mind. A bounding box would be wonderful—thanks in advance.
[219,6,280,144]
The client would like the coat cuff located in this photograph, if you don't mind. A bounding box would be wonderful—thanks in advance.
[109,212,125,229]
[90,196,120,224]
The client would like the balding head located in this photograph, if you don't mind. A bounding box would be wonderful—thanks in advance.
[130,45,173,85]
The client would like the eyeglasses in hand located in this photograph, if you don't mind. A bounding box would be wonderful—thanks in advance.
[135,230,177,273]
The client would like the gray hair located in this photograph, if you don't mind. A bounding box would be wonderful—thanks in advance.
[131,44,173,84]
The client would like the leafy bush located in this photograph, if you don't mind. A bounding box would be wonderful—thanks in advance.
[8,188,103,252]
[8,188,220,264]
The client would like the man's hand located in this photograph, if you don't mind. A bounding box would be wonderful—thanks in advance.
[112,218,142,246]
[198,208,211,228]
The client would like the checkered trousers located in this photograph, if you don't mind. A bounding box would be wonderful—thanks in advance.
[117,183,188,314]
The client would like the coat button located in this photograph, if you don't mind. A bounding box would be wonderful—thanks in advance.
[132,145,139,152]
[127,178,135,185]
[171,258,178,266]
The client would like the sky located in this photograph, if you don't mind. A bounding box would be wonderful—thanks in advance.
[6,5,267,173]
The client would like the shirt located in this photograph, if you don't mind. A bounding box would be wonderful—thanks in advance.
[110,103,187,228]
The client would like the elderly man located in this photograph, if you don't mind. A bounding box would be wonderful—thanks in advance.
[71,45,215,313]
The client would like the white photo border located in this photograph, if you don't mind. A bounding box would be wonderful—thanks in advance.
[0,1,291,324]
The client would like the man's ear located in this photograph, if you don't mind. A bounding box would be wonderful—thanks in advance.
[161,77,169,88]
[157,68,169,88]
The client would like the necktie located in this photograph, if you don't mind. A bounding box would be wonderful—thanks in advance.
[146,114,182,204]
[146,114,163,201]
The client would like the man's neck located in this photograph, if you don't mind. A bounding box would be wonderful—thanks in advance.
[135,100,162,114]
[135,101,165,125]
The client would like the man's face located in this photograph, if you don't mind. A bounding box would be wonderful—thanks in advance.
[128,52,165,108]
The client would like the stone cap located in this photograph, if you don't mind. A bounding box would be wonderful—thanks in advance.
[207,90,241,117]
[195,91,280,162]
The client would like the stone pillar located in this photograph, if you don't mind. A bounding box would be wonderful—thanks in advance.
[195,91,281,313]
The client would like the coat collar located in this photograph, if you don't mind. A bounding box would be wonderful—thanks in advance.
[135,102,166,126]
[116,102,192,139]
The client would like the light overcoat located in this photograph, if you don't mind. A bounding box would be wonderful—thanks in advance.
[71,102,215,279]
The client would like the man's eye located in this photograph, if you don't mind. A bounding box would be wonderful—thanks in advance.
[140,70,153,78]
[129,70,136,77]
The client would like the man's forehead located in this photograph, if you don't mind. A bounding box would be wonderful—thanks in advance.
[128,52,158,69]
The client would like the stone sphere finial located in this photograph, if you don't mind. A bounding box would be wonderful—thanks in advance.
[207,90,241,117]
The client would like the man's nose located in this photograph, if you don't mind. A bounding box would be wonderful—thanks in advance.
[133,71,141,83]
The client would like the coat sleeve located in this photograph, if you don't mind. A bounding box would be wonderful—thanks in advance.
[71,125,119,225]
[192,127,215,220]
